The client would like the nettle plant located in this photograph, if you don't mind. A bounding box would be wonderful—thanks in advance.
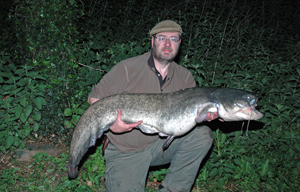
[0,60,46,153]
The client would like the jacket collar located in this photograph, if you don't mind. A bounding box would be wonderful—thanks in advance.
[148,51,175,89]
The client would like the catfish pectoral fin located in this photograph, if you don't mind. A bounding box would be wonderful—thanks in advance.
[196,103,218,123]
[195,113,208,123]
[162,135,175,150]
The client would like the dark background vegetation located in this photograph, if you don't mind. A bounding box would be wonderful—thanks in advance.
[0,0,299,191]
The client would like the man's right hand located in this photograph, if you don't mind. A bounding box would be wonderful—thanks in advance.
[88,97,100,105]
[110,108,143,133]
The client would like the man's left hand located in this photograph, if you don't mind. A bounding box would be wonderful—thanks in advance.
[205,112,218,122]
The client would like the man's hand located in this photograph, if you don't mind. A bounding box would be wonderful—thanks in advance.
[110,108,143,133]
[205,112,219,122]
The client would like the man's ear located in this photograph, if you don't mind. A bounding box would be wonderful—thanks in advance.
[151,36,154,48]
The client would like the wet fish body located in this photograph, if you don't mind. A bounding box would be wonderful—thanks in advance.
[68,87,264,178]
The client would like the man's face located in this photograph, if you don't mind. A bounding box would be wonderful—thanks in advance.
[152,32,181,65]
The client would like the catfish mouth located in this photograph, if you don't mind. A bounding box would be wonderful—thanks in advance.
[239,99,264,120]
[249,98,264,119]
[217,98,264,121]
[238,106,264,120]
[250,106,264,119]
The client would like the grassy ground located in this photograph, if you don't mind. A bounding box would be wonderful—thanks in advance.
[0,135,243,192]
[0,136,163,192]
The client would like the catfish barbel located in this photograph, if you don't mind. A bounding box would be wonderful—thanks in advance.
[68,87,264,178]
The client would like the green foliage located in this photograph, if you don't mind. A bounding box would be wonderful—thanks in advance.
[8,0,86,137]
[64,105,85,129]
[0,150,106,191]
[81,147,106,186]
[0,56,46,152]
[0,167,22,187]
[151,169,168,182]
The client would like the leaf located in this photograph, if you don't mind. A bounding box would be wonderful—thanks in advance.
[35,75,46,80]
[23,124,31,136]
[26,71,39,78]
[152,169,168,181]
[20,113,27,123]
[33,97,44,110]
[15,69,25,75]
[92,165,98,172]
[2,85,14,91]
[260,159,269,177]
[209,168,218,178]
[8,63,16,72]
[233,170,242,179]
[17,129,23,138]
[294,143,300,152]
[5,136,15,149]
[33,123,39,132]
[0,144,6,153]
[196,76,203,86]
[13,87,24,94]
[221,133,227,145]
[0,130,7,138]
[13,136,20,147]
[72,115,81,124]
[19,97,27,107]
[65,121,72,129]
[14,105,23,118]
[38,84,45,92]
[224,167,234,173]
[233,158,241,166]
[24,105,33,118]
[74,108,85,115]
[200,167,207,181]
[217,178,225,187]
[32,111,42,121]
[64,108,72,116]
[17,78,29,87]
[3,97,14,105]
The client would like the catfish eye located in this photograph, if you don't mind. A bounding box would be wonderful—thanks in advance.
[250,98,256,106]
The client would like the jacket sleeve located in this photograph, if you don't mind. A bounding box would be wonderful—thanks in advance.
[184,71,196,88]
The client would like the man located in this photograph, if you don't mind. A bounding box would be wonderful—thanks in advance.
[88,20,217,192]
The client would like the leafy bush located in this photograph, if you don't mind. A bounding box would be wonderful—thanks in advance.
[0,53,46,152]
[7,0,86,137]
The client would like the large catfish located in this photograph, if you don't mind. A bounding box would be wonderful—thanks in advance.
[68,87,264,178]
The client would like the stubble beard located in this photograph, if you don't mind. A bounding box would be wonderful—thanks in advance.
[152,41,179,66]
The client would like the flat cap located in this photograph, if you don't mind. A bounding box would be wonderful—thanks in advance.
[150,20,182,36]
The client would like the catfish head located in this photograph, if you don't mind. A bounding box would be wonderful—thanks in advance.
[213,89,264,121]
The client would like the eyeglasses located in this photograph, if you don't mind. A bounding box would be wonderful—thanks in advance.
[154,36,180,43]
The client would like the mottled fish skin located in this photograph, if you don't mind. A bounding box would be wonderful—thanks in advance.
[68,87,264,179]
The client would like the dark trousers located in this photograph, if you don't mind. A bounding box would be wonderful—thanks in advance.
[104,125,214,192]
